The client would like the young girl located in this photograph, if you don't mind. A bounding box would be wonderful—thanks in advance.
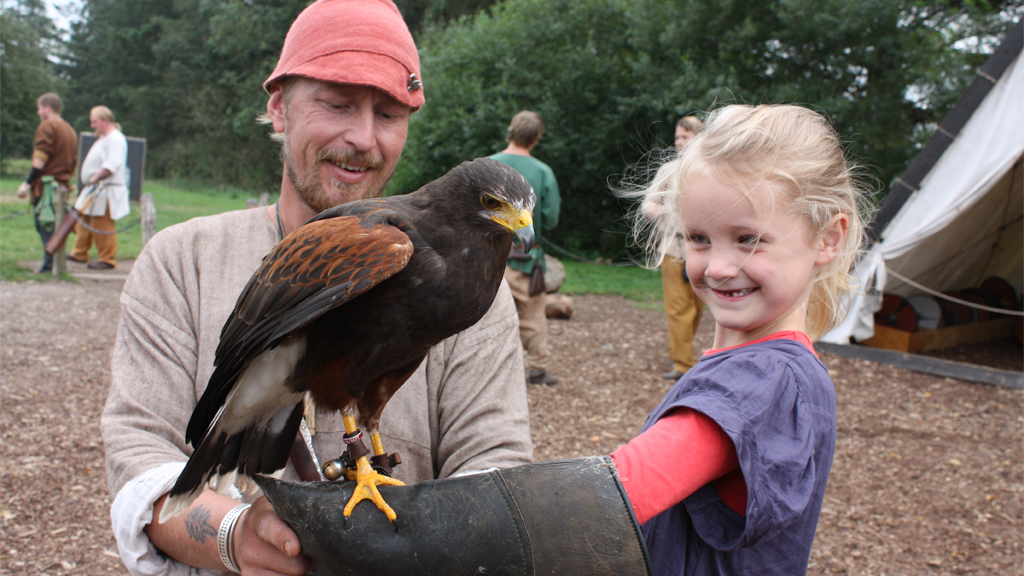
[612,104,868,574]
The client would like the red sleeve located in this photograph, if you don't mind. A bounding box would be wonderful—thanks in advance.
[610,408,746,524]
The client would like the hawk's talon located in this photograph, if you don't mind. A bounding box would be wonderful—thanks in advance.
[342,455,405,521]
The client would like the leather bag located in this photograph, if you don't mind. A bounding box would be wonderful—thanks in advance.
[45,207,83,255]
[46,183,98,255]
[526,190,546,296]
[528,261,546,296]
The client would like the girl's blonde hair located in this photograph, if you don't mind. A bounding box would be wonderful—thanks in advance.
[628,104,871,340]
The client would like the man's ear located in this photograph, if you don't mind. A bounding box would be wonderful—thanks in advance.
[815,212,849,266]
[266,89,287,135]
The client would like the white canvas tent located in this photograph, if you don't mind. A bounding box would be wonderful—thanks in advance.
[823,20,1024,345]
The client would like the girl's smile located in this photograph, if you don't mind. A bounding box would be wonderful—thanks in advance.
[713,287,757,299]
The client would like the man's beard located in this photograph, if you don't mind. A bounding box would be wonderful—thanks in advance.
[285,146,388,214]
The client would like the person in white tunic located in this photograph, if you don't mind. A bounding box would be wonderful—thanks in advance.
[69,105,129,269]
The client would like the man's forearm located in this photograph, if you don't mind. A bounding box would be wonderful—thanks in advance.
[147,491,311,575]
[147,491,244,571]
[89,168,113,184]
[24,156,45,184]
[17,157,45,198]
[23,167,41,185]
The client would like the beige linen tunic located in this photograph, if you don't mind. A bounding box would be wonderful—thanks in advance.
[103,207,533,571]
[78,129,130,220]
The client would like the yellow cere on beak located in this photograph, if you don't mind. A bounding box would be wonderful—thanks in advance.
[492,206,535,252]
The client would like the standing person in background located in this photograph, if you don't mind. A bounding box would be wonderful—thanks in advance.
[644,115,705,380]
[16,93,78,274]
[491,111,562,386]
[68,105,129,270]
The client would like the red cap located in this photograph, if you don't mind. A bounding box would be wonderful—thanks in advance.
[264,0,424,110]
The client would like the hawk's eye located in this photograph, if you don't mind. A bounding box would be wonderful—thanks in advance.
[480,195,502,211]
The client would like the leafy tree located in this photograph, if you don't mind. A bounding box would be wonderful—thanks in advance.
[63,0,306,191]
[1,0,65,164]
[393,0,502,38]
[62,0,184,145]
[394,0,1020,257]
[145,0,308,189]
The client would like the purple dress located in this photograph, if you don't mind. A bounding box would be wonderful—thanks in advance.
[639,338,836,575]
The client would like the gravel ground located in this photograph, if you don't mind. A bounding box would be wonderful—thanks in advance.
[1,278,1021,575]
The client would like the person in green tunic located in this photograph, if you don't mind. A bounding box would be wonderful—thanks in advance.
[491,111,562,385]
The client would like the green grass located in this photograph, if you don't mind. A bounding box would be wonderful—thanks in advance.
[560,259,663,304]
[1,174,662,303]
[1,177,265,281]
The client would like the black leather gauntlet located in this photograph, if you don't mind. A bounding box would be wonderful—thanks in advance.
[256,456,651,576]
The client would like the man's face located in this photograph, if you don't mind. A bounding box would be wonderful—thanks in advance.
[271,78,411,213]
[37,104,53,121]
[90,113,109,135]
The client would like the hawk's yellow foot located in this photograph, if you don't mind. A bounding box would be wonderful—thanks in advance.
[343,454,405,521]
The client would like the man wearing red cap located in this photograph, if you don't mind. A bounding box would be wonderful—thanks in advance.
[101,2,533,574]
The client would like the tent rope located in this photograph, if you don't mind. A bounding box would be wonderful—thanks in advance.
[885,269,1024,317]
[892,177,919,193]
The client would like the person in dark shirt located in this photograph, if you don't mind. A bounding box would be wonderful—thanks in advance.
[491,111,562,386]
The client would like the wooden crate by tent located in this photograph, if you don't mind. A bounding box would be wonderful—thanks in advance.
[862,317,1016,354]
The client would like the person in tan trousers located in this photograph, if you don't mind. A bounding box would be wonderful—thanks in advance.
[69,105,130,269]
[645,116,705,380]
[491,111,562,386]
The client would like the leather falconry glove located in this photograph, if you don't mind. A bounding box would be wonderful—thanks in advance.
[256,456,651,576]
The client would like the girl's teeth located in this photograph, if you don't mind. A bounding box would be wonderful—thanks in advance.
[723,288,754,297]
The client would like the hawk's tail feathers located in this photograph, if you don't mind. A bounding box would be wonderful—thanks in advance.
[158,402,305,524]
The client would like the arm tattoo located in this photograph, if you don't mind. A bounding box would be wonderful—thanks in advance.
[184,504,218,544]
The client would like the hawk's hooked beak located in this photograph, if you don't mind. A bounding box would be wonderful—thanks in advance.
[516,222,535,253]
[495,207,535,252]
[512,207,535,253]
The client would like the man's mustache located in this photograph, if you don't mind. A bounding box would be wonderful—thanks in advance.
[315,149,384,171]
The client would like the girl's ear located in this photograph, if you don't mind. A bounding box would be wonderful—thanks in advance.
[815,212,849,266]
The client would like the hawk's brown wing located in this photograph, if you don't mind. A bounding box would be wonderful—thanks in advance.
[186,213,413,445]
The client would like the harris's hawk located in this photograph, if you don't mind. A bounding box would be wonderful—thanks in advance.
[159,158,535,523]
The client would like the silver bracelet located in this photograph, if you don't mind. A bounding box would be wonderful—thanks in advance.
[218,503,251,573]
